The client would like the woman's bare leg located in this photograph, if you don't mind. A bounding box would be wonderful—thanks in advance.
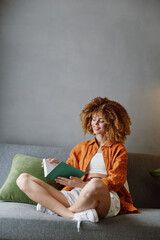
[16,173,74,219]
[69,178,111,218]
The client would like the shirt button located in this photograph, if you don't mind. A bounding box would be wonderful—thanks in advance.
[104,156,107,158]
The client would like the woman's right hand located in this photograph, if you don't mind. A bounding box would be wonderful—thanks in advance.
[41,158,59,167]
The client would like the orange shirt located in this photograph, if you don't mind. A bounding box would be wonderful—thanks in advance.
[62,138,138,214]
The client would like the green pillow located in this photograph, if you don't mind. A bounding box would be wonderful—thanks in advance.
[150,168,160,185]
[0,154,62,205]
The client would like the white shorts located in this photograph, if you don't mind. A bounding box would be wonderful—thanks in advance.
[61,187,120,218]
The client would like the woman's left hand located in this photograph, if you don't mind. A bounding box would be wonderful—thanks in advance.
[55,176,86,188]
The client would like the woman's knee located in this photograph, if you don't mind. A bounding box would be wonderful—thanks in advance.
[89,178,107,192]
[16,173,31,191]
[83,178,107,198]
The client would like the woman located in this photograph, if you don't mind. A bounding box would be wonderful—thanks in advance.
[16,97,137,231]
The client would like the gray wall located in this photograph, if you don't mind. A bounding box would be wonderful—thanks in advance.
[0,0,160,154]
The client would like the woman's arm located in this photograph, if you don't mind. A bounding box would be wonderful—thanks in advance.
[101,146,128,192]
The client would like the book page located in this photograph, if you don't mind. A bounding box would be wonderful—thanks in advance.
[43,158,57,177]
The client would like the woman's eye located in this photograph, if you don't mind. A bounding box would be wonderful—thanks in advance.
[99,119,105,122]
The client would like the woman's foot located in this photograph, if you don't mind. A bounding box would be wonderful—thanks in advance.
[36,203,57,215]
[73,208,99,232]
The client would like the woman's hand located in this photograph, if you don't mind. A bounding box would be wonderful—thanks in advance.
[41,158,59,168]
[55,176,86,188]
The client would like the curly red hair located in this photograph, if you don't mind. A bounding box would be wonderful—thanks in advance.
[79,97,131,143]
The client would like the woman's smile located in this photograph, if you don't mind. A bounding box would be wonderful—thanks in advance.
[91,113,107,136]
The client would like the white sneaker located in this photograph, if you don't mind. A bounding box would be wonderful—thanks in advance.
[73,208,99,232]
[36,204,57,215]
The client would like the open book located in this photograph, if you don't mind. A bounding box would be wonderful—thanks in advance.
[43,158,86,180]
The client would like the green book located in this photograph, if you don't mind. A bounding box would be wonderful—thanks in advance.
[43,158,85,180]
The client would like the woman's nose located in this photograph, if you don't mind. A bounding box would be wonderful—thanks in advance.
[95,120,99,125]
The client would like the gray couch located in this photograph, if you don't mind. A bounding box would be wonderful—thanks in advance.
[0,143,160,240]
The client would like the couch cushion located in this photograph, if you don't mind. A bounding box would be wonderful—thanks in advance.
[0,202,160,240]
[0,154,61,204]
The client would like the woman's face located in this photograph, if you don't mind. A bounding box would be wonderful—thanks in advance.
[91,112,107,136]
